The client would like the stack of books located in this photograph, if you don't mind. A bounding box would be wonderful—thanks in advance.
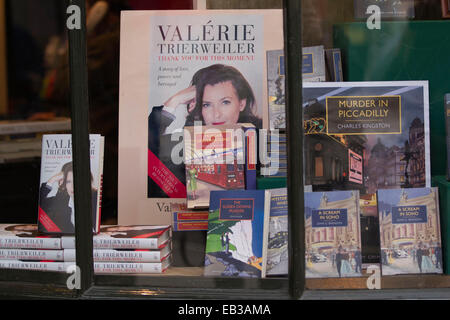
[0,224,172,274]
[260,130,287,178]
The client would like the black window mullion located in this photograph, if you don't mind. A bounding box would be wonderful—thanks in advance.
[284,0,305,299]
[67,0,94,293]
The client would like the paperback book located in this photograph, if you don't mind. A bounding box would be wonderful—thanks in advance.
[266,188,288,276]
[118,9,283,226]
[302,45,326,82]
[204,189,271,278]
[38,134,104,234]
[303,81,430,195]
[183,124,257,209]
[304,190,363,278]
[61,225,171,249]
[377,187,443,275]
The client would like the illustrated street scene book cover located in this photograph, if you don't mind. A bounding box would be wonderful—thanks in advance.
[260,130,287,177]
[302,45,326,82]
[0,224,61,249]
[445,93,450,180]
[118,10,283,226]
[61,225,171,249]
[304,190,363,278]
[266,45,326,129]
[377,187,443,275]
[204,189,271,278]
[183,124,256,209]
[266,188,288,276]
[266,49,285,130]
[37,134,104,235]
[303,81,431,195]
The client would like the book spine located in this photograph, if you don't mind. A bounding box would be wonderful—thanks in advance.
[63,249,164,262]
[62,237,159,249]
[0,249,64,261]
[0,237,61,249]
[244,126,257,189]
[173,221,209,231]
[63,262,166,274]
[0,260,67,272]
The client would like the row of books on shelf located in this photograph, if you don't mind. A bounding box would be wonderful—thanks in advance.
[0,185,443,278]
[0,225,172,274]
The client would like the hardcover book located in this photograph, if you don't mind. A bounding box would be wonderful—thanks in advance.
[303,81,431,196]
[266,188,288,276]
[304,190,363,278]
[0,260,67,273]
[63,244,171,263]
[0,224,61,249]
[204,189,271,278]
[37,134,104,234]
[377,187,443,275]
[61,225,171,249]
[118,10,283,226]
[183,124,257,209]
[0,249,64,261]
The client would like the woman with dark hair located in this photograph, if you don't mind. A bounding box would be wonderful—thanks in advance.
[161,64,262,128]
[38,162,97,234]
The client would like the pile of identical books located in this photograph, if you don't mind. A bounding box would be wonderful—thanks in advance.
[0,224,171,274]
[260,130,287,178]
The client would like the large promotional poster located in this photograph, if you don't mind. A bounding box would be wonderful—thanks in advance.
[118,10,283,226]
[303,81,430,195]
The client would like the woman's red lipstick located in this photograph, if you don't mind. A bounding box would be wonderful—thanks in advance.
[212,122,225,125]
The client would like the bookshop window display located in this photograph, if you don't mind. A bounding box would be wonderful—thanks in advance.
[3,0,450,300]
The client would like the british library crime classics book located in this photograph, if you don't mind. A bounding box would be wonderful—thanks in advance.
[183,124,256,209]
[266,188,288,276]
[377,187,443,276]
[303,81,430,195]
[304,190,363,278]
[118,10,283,226]
[37,134,104,235]
[204,189,271,278]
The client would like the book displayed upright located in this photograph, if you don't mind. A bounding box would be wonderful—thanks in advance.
[204,189,271,278]
[377,187,443,275]
[118,10,284,226]
[302,45,326,82]
[304,190,363,278]
[183,124,257,209]
[266,49,286,129]
[37,134,104,234]
[266,188,288,276]
[303,81,431,195]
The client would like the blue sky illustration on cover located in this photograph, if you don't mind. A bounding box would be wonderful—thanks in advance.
[205,190,266,277]
[304,190,354,218]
